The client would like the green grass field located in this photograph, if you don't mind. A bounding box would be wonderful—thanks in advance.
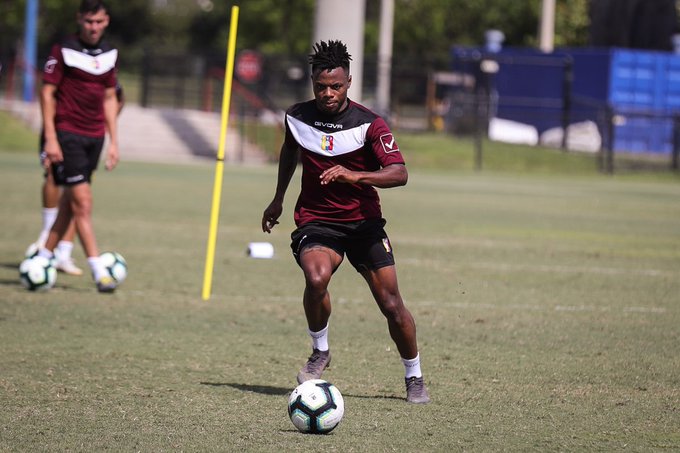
[1,121,680,450]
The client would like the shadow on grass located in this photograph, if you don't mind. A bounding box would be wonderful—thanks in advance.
[0,261,23,288]
[200,382,403,401]
[0,279,23,287]
[201,382,290,396]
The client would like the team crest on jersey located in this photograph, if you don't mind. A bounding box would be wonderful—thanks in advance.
[380,133,399,154]
[44,57,58,74]
[321,135,334,152]
[382,238,392,253]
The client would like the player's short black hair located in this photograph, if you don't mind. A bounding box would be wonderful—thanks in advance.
[79,0,107,14]
[309,40,352,74]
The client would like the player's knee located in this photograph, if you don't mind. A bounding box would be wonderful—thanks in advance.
[70,194,93,216]
[379,294,407,319]
[304,268,332,293]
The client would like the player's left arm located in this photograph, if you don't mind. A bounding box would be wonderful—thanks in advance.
[319,163,407,188]
[103,85,119,170]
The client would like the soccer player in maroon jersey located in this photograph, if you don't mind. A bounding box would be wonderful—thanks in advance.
[27,83,123,276]
[36,0,121,293]
[262,40,429,403]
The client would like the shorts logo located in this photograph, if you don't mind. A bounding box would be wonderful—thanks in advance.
[321,135,334,152]
[44,57,58,74]
[380,133,399,154]
[382,238,391,253]
[66,175,85,183]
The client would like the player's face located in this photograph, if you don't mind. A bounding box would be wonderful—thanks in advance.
[77,9,110,46]
[312,67,352,115]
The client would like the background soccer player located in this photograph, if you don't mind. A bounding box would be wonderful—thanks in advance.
[35,0,121,293]
[262,40,429,404]
[27,83,123,276]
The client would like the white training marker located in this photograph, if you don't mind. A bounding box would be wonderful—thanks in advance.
[247,242,274,259]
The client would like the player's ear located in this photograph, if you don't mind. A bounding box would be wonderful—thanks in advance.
[347,74,352,88]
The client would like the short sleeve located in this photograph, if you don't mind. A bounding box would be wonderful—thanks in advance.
[42,43,63,86]
[366,117,406,167]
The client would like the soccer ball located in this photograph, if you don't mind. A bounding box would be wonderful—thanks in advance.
[19,256,57,291]
[288,379,344,434]
[100,251,127,283]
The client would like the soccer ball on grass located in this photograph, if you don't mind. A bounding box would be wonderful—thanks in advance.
[99,251,128,283]
[288,379,344,434]
[19,256,57,291]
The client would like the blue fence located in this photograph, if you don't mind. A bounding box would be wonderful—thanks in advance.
[450,46,680,156]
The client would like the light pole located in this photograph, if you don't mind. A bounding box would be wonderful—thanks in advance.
[313,0,366,102]
[539,0,556,53]
[375,0,394,118]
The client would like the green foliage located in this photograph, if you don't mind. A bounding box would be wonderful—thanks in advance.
[1,0,592,74]
[106,1,154,47]
[0,1,27,56]
[555,0,590,47]
[392,0,541,65]
[189,0,316,55]
[0,0,151,64]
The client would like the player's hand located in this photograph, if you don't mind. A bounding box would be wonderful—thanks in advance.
[320,165,358,185]
[262,202,282,233]
[43,139,63,165]
[105,143,119,171]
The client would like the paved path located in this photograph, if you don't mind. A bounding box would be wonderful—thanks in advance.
[1,100,270,165]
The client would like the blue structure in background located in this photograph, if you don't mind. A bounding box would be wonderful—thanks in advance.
[604,49,680,153]
[450,46,680,154]
[22,0,38,102]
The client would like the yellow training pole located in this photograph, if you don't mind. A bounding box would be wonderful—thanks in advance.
[202,5,239,300]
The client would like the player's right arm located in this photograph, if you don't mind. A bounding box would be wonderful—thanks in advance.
[262,138,299,233]
[40,83,61,165]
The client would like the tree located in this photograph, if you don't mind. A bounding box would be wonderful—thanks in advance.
[188,0,315,55]
[589,0,677,50]
[1,0,593,80]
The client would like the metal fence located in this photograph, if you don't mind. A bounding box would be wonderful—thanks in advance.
[134,49,430,121]
[440,50,680,173]
[3,46,679,174]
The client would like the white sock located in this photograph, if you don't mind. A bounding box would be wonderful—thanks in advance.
[55,241,74,261]
[402,353,423,379]
[308,324,329,351]
[37,230,50,246]
[37,248,54,260]
[87,256,107,281]
[41,208,58,236]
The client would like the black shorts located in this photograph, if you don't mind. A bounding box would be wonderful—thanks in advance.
[50,130,104,186]
[290,218,396,272]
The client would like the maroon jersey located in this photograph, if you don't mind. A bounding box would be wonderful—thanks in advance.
[42,35,118,138]
[285,99,406,226]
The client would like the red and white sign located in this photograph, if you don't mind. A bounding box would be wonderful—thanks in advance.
[236,50,262,84]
